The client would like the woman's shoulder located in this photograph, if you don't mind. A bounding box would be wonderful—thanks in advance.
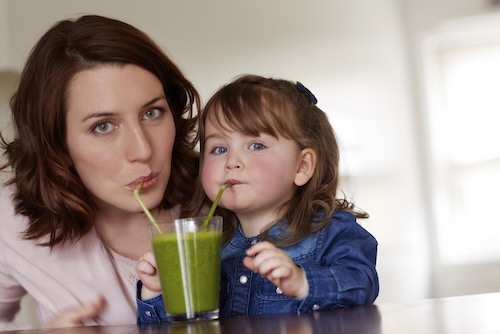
[0,184,30,238]
[0,183,15,199]
[0,184,23,220]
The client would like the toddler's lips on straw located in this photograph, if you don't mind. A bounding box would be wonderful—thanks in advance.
[225,179,239,186]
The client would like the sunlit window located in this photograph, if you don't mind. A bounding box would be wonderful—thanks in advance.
[424,16,500,266]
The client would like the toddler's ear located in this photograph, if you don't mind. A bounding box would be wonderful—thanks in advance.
[294,148,316,186]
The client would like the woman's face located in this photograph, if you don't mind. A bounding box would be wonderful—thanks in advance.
[65,64,175,214]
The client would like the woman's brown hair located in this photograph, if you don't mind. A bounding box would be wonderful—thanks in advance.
[0,15,200,248]
[197,75,368,246]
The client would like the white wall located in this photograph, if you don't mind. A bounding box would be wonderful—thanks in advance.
[0,70,18,176]
[0,0,498,326]
[0,1,9,68]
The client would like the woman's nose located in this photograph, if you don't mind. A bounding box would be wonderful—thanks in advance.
[126,125,153,161]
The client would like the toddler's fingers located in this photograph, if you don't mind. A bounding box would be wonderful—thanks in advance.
[138,250,157,266]
[136,260,156,276]
[243,255,255,271]
[246,241,278,256]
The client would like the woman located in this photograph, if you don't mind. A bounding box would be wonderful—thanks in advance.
[0,14,200,329]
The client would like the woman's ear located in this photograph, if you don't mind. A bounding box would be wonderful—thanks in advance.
[64,154,74,167]
[294,148,316,186]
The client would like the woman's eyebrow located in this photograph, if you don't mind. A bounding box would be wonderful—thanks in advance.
[81,111,114,122]
[142,95,167,108]
[80,95,167,122]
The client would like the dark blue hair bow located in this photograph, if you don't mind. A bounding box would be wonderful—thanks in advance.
[296,81,318,105]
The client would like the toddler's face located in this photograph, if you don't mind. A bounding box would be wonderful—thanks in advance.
[201,111,302,226]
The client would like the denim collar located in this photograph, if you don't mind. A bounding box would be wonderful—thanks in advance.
[229,221,289,249]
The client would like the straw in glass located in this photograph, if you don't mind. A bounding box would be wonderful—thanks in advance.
[203,181,231,227]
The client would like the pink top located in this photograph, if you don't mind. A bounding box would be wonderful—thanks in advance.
[0,185,177,330]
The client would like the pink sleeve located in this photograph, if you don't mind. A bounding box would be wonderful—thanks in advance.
[0,190,32,330]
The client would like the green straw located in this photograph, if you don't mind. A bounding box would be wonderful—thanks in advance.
[134,181,162,234]
[203,182,231,227]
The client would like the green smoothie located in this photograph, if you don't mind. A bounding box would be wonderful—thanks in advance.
[152,228,221,316]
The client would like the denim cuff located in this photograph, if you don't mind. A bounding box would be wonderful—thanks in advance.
[136,280,167,324]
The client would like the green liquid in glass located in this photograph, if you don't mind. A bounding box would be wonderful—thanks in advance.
[152,229,221,315]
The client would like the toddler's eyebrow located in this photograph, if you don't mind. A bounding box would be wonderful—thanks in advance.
[204,132,222,141]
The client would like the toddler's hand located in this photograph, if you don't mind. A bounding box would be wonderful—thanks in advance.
[136,249,162,300]
[243,241,309,299]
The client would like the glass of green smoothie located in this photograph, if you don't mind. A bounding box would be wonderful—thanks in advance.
[150,216,222,322]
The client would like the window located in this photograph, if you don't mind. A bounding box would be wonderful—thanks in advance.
[423,14,500,267]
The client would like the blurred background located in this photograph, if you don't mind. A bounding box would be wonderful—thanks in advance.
[1,0,499,325]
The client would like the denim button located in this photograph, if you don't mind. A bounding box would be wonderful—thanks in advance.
[251,239,258,245]
[145,311,152,317]
[239,275,248,284]
[312,304,320,311]
[276,287,283,294]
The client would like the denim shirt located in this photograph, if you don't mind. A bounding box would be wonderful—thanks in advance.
[220,210,378,316]
[136,210,378,323]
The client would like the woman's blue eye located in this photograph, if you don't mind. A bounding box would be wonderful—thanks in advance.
[144,107,163,120]
[212,146,228,155]
[249,143,266,151]
[93,121,114,134]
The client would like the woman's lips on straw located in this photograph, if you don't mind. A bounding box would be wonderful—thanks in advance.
[131,174,158,190]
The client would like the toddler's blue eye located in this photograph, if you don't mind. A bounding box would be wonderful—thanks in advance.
[212,146,228,155]
[249,143,266,151]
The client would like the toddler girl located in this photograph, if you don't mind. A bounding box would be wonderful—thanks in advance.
[136,75,379,321]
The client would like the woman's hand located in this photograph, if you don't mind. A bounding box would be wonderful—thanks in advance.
[136,249,162,300]
[43,296,106,328]
[244,241,309,299]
